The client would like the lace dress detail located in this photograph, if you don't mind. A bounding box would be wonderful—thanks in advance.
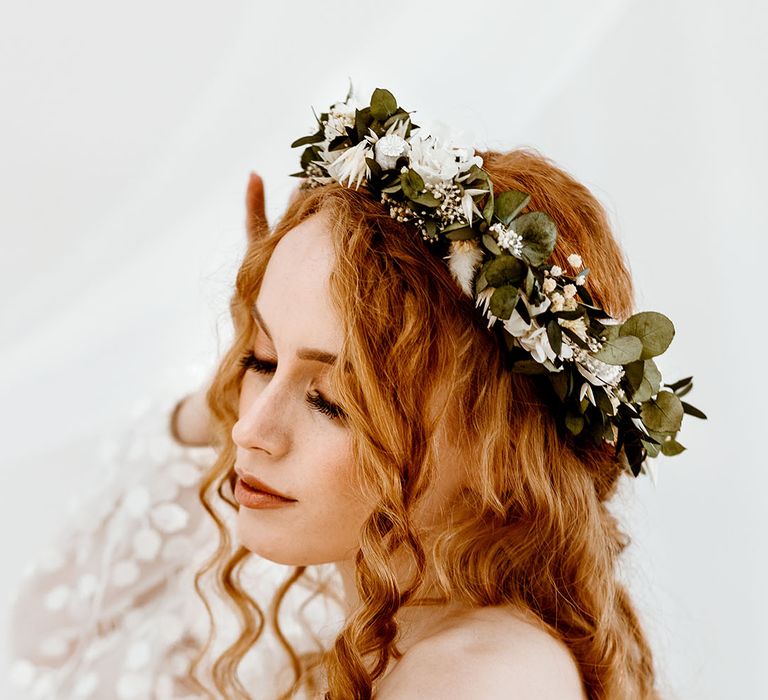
[6,387,343,699]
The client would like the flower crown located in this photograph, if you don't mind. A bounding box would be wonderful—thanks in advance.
[289,83,706,479]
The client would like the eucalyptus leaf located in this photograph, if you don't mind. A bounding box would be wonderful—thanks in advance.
[619,311,675,359]
[661,438,686,456]
[591,335,643,365]
[355,106,372,140]
[291,131,324,148]
[400,169,425,200]
[666,375,693,392]
[485,256,527,287]
[641,439,661,458]
[482,233,501,255]
[565,412,585,435]
[445,226,476,240]
[625,360,645,393]
[681,401,707,419]
[370,88,398,121]
[489,284,520,320]
[546,319,562,356]
[494,190,530,225]
[592,385,616,416]
[482,187,495,225]
[640,391,684,432]
[549,371,569,401]
[631,358,662,403]
[515,212,558,267]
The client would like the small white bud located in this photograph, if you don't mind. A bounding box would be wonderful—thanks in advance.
[567,253,583,268]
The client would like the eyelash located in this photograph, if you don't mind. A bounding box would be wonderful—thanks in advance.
[238,351,346,421]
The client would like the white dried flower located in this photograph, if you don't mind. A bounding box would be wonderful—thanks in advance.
[579,381,597,406]
[550,292,565,312]
[542,277,557,293]
[323,101,357,141]
[550,265,563,277]
[567,253,583,268]
[325,140,372,190]
[445,239,484,297]
[374,134,410,170]
[490,222,524,256]
[563,283,577,298]
[559,316,589,342]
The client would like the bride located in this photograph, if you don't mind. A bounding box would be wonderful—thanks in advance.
[10,86,702,699]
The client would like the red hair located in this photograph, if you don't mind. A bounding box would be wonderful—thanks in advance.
[190,148,660,699]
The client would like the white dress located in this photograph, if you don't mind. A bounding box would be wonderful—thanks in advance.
[6,385,345,700]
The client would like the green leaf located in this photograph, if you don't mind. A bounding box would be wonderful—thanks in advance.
[681,401,707,419]
[641,439,661,458]
[482,233,501,255]
[549,370,569,401]
[565,412,585,435]
[485,255,527,287]
[601,323,622,342]
[355,106,372,140]
[489,285,520,320]
[619,311,675,360]
[546,319,562,356]
[641,391,684,433]
[661,438,686,456]
[370,88,398,121]
[666,375,693,392]
[592,385,617,416]
[591,335,643,365]
[400,169,425,199]
[633,358,662,404]
[475,271,489,295]
[494,190,530,225]
[515,212,557,267]
[482,186,495,225]
[625,360,645,393]
[445,226,475,240]
[290,131,324,148]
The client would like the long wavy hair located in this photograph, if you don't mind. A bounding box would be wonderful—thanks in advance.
[188,148,661,699]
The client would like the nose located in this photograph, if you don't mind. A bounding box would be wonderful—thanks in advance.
[231,377,291,456]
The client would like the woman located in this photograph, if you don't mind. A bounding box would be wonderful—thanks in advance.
[180,80,684,695]
[10,87,700,699]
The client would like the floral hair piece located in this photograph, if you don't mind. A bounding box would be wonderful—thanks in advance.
[289,84,706,478]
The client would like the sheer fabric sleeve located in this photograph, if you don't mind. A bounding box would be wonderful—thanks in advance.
[6,391,219,700]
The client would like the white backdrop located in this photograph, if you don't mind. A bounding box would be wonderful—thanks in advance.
[1,1,766,698]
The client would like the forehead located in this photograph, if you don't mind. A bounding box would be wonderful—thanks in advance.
[255,212,343,350]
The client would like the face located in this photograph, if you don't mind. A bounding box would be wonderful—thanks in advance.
[231,211,372,566]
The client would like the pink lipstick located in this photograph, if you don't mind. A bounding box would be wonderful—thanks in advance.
[234,475,297,509]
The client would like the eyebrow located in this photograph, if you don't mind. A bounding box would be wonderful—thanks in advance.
[251,303,338,366]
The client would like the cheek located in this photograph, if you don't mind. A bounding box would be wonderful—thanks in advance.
[236,430,373,566]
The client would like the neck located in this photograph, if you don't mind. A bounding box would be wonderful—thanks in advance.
[333,555,463,655]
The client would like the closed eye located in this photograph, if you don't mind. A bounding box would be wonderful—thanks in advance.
[238,351,347,421]
[239,352,277,376]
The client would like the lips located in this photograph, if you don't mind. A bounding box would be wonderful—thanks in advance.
[234,468,296,501]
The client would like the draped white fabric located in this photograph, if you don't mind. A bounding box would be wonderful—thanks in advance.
[1,1,765,698]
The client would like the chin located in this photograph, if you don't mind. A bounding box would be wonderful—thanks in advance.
[235,509,307,565]
[235,510,353,566]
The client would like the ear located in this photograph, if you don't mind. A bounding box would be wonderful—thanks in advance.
[246,172,268,243]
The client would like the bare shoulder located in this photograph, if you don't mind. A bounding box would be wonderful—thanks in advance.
[375,606,587,699]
